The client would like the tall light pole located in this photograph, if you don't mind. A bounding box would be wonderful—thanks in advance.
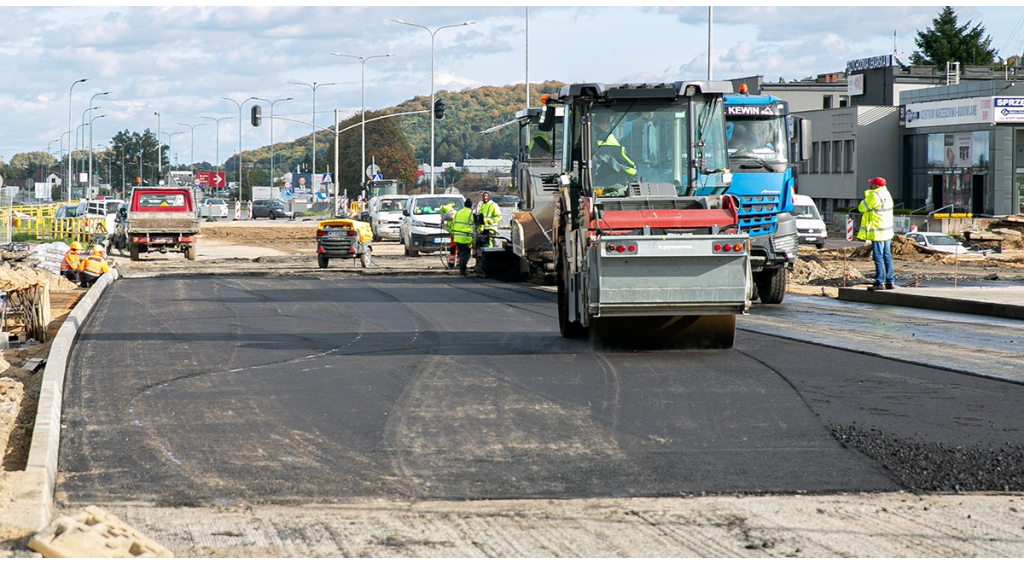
[201,116,232,192]
[329,52,393,193]
[160,131,183,184]
[289,81,336,192]
[153,111,162,185]
[249,97,292,187]
[392,19,475,194]
[77,105,98,197]
[88,91,109,195]
[177,122,207,180]
[222,96,256,199]
[67,78,87,203]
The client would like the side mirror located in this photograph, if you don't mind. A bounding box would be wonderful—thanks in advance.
[538,105,556,132]
[402,209,410,216]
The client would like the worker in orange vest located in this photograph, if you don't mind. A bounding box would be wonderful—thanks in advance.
[60,241,84,281]
[78,246,110,288]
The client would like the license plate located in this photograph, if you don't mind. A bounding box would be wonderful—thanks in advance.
[433,237,450,244]
[151,237,172,243]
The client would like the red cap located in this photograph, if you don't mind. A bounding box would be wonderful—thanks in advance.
[869,177,886,187]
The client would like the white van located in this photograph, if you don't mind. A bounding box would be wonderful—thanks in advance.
[792,194,827,249]
[369,195,409,241]
[400,194,465,256]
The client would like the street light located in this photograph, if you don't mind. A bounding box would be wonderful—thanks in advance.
[329,52,393,194]
[222,96,257,199]
[289,81,336,192]
[201,116,232,193]
[88,91,110,194]
[77,106,99,196]
[177,122,207,179]
[160,131,183,184]
[249,97,292,187]
[154,111,162,185]
[392,19,475,194]
[67,78,87,203]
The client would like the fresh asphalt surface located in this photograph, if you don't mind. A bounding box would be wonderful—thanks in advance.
[57,275,1024,507]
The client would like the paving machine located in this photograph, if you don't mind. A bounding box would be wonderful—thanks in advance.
[542,82,752,349]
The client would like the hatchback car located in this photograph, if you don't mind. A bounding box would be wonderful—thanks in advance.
[251,199,294,220]
[904,231,972,254]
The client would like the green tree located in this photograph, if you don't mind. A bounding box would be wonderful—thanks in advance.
[326,109,419,199]
[910,6,997,68]
[106,129,168,192]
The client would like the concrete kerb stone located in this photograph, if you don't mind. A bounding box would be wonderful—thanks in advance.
[837,286,1024,320]
[3,269,119,535]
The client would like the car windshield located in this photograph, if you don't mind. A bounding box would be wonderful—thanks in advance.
[105,202,122,214]
[207,198,225,205]
[727,115,788,162]
[793,205,820,219]
[924,234,958,246]
[412,197,462,215]
[379,199,407,212]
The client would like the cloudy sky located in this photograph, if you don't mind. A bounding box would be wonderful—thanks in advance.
[2,5,1023,169]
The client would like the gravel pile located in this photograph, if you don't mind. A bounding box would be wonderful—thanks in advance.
[830,425,1024,493]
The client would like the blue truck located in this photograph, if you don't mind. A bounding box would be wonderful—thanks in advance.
[695,90,808,303]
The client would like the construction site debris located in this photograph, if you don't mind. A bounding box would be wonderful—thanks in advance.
[29,505,173,558]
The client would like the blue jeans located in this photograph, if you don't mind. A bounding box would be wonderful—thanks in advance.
[871,240,894,285]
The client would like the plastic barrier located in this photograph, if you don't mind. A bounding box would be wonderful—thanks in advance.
[234,201,241,220]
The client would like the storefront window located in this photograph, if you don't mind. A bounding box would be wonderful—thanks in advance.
[1016,129,1024,213]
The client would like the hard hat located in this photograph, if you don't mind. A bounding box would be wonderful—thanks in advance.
[70,241,83,250]
[869,176,886,187]
[92,245,104,255]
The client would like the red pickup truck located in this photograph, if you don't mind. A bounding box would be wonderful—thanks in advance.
[121,188,201,260]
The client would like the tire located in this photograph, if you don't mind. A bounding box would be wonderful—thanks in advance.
[130,244,140,261]
[403,244,410,256]
[408,244,420,257]
[755,267,787,305]
[268,211,276,220]
[360,246,372,268]
[816,243,825,249]
[557,255,586,339]
[317,254,329,268]
[185,245,197,260]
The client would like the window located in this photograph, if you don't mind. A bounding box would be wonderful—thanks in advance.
[844,140,855,172]
[833,140,843,173]
[811,142,820,173]
[823,95,833,109]
[821,141,831,173]
[839,96,849,108]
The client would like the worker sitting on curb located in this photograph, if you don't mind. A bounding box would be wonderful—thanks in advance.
[60,241,84,282]
[78,246,110,288]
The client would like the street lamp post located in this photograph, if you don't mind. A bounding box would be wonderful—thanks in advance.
[329,52,393,194]
[249,97,292,187]
[392,19,475,194]
[201,116,233,193]
[289,82,336,193]
[67,78,87,203]
[222,96,257,199]
[88,91,109,195]
[153,111,162,185]
[177,122,207,181]
[77,105,98,197]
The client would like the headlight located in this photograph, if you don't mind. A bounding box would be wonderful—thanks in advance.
[411,219,427,228]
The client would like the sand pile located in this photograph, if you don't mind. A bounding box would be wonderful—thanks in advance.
[790,256,863,285]
[0,263,79,292]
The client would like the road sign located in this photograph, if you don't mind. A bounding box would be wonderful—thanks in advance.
[195,171,225,188]
[371,174,383,181]
[320,173,333,184]
[316,191,327,201]
[284,181,292,189]
[365,164,381,178]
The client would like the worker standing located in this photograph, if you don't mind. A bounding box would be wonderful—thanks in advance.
[60,241,84,282]
[78,246,110,288]
[476,191,502,248]
[450,198,475,276]
[856,176,896,290]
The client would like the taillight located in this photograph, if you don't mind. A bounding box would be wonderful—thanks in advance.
[605,242,638,255]
[346,230,357,237]
[316,230,326,237]
[713,241,747,254]
[348,247,355,254]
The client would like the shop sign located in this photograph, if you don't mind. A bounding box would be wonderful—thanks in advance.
[993,97,1024,123]
[904,97,992,128]
[846,54,893,73]
[847,74,864,96]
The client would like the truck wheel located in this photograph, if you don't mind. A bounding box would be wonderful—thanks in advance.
[185,245,197,261]
[360,246,372,268]
[557,264,585,339]
[130,244,140,261]
[755,267,787,305]
[317,255,329,268]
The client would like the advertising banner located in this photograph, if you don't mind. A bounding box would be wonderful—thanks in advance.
[904,97,993,128]
[993,97,1024,123]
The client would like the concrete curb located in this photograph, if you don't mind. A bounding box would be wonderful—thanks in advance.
[837,286,1024,320]
[3,269,119,534]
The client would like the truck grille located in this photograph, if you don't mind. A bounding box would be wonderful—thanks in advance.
[737,195,780,236]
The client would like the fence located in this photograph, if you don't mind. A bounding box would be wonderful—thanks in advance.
[833,212,987,238]
[0,202,105,245]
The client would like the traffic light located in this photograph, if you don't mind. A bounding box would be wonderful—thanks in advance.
[433,98,446,120]
[251,104,262,127]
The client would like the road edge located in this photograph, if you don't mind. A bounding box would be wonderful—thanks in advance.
[1,269,119,535]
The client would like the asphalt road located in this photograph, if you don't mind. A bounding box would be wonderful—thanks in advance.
[57,275,1024,509]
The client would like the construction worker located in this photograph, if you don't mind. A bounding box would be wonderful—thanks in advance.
[528,131,553,159]
[591,112,637,189]
[78,245,110,288]
[476,191,502,248]
[450,198,475,276]
[857,176,896,290]
[60,241,84,282]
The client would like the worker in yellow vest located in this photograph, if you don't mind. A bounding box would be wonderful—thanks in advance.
[856,176,896,290]
[78,246,110,288]
[450,198,475,276]
[476,191,502,248]
[60,241,84,282]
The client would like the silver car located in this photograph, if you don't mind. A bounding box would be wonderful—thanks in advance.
[199,197,229,219]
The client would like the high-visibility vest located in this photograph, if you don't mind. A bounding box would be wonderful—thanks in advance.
[60,250,81,272]
[479,200,501,227]
[450,207,474,245]
[79,254,110,277]
[856,186,894,242]
[596,132,637,176]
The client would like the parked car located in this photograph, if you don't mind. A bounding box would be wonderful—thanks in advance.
[399,194,464,256]
[792,194,828,249]
[904,231,972,254]
[199,197,229,219]
[369,195,409,241]
[251,199,294,220]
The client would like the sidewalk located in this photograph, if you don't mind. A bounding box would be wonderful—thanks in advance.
[837,284,1024,320]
